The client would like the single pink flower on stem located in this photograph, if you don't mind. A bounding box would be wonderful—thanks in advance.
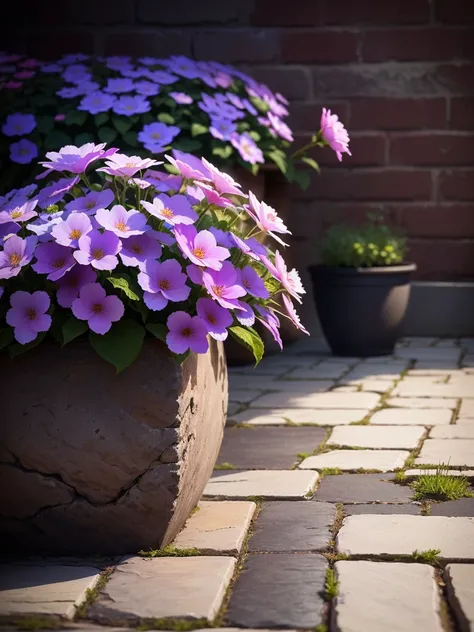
[174,225,230,270]
[202,262,246,310]
[247,191,291,247]
[282,293,309,335]
[262,250,305,304]
[320,107,351,162]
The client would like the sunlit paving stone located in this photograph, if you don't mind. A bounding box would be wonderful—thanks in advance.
[386,397,458,409]
[444,565,474,631]
[250,391,380,409]
[415,439,474,467]
[430,425,474,439]
[299,449,409,472]
[370,408,452,425]
[328,425,425,449]
[229,408,368,426]
[204,470,319,499]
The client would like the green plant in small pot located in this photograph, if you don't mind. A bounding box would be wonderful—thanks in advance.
[309,216,416,357]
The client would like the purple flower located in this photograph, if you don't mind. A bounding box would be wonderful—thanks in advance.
[32,242,76,280]
[119,233,162,268]
[321,107,351,162]
[209,118,236,141]
[41,63,62,73]
[51,212,92,247]
[64,189,114,215]
[0,199,37,224]
[105,56,132,71]
[145,70,178,84]
[72,282,124,335]
[96,205,149,238]
[10,139,38,164]
[166,150,212,181]
[138,122,180,153]
[27,216,62,242]
[104,77,135,93]
[0,235,36,279]
[0,221,20,242]
[195,182,234,208]
[78,91,116,115]
[268,112,293,142]
[74,230,121,270]
[40,143,117,177]
[230,133,264,165]
[98,153,160,177]
[138,56,160,66]
[59,54,88,64]
[196,297,233,341]
[256,304,282,349]
[238,265,269,299]
[165,56,201,80]
[169,91,193,104]
[263,250,305,304]
[166,311,209,354]
[242,98,258,116]
[112,95,150,116]
[56,265,96,308]
[226,93,244,109]
[2,113,36,137]
[62,64,91,83]
[202,262,246,310]
[141,194,197,226]
[282,293,309,335]
[143,170,183,192]
[36,176,79,209]
[138,259,190,311]
[235,301,255,326]
[134,80,160,96]
[230,234,267,261]
[209,228,234,248]
[174,225,230,270]
[6,290,51,344]
[201,158,244,196]
[247,191,291,246]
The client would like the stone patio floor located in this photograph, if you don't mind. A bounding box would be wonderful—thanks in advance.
[1,336,474,631]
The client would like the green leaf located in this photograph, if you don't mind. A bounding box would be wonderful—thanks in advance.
[301,156,320,173]
[157,112,175,125]
[37,116,55,135]
[212,145,233,159]
[98,126,118,143]
[174,350,189,365]
[267,150,288,175]
[0,328,14,352]
[191,123,208,137]
[248,130,261,142]
[65,110,87,127]
[146,323,167,342]
[106,274,140,301]
[123,130,139,147]
[292,170,311,190]
[229,326,264,365]
[45,130,72,150]
[89,319,145,373]
[75,132,94,146]
[9,332,46,359]
[62,317,88,345]
[112,116,133,135]
[173,138,201,153]
[95,113,109,127]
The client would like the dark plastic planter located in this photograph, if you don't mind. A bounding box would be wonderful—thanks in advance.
[309,263,416,357]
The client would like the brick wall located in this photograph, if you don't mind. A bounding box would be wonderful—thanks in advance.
[3,0,474,282]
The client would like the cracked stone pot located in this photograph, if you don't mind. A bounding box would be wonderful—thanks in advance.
[0,337,228,555]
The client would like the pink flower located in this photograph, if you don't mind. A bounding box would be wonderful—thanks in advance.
[6,290,51,344]
[320,108,351,162]
[0,235,36,279]
[166,150,212,181]
[174,225,230,270]
[263,250,305,304]
[119,233,162,268]
[39,143,117,177]
[98,153,160,177]
[95,205,149,238]
[51,212,92,247]
[166,311,209,354]
[238,265,269,299]
[55,114,66,122]
[141,194,197,226]
[202,262,246,310]
[137,259,190,311]
[72,282,124,335]
[255,305,282,349]
[196,297,233,341]
[247,191,291,247]
[195,182,235,208]
[282,293,309,335]
[201,158,244,196]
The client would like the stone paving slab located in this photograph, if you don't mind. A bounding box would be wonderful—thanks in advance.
[287,365,350,379]
[226,553,326,629]
[394,382,474,399]
[370,408,452,425]
[248,501,335,552]
[299,450,408,472]
[342,364,408,381]
[430,499,474,517]
[89,556,235,623]
[217,427,327,469]
[229,375,282,390]
[337,515,474,559]
[444,564,474,632]
[386,397,458,409]
[204,470,319,499]
[173,501,255,556]
[395,347,462,361]
[229,408,368,426]
[250,391,380,410]
[228,390,264,404]
[344,503,420,515]
[405,469,474,478]
[314,474,414,504]
[415,439,474,467]
[0,563,101,618]
[459,400,474,419]
[328,425,425,449]
[430,425,474,439]
[333,561,443,632]
[358,379,396,393]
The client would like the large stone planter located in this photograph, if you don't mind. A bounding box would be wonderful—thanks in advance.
[0,338,228,555]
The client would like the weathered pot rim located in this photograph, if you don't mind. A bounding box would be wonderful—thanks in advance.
[309,262,417,276]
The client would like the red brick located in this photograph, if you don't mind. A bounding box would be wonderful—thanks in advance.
[294,169,433,201]
[439,169,474,200]
[288,102,349,133]
[350,98,447,130]
[390,132,474,166]
[282,30,358,63]
[435,64,474,95]
[436,0,474,24]
[3,0,133,25]
[194,30,279,63]
[322,0,430,24]
[311,133,387,167]
[137,0,252,24]
[246,67,311,100]
[361,28,474,62]
[251,0,322,26]
[27,32,95,59]
[407,239,474,280]
[450,98,474,129]
[104,31,193,57]
[395,204,474,238]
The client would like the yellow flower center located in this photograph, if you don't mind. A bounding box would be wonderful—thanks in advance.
[125,162,136,167]
[92,248,104,260]
[10,210,22,219]
[212,285,224,297]
[26,308,36,320]
[115,221,128,232]
[70,229,82,240]
[92,303,104,314]
[161,207,174,218]
[193,247,206,259]
[9,253,21,266]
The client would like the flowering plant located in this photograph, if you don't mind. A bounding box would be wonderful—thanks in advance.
[0,53,350,194]
[0,143,313,370]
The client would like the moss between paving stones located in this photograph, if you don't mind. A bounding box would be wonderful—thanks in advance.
[136,617,209,631]
[10,616,62,631]
[74,567,114,619]
[138,545,202,558]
